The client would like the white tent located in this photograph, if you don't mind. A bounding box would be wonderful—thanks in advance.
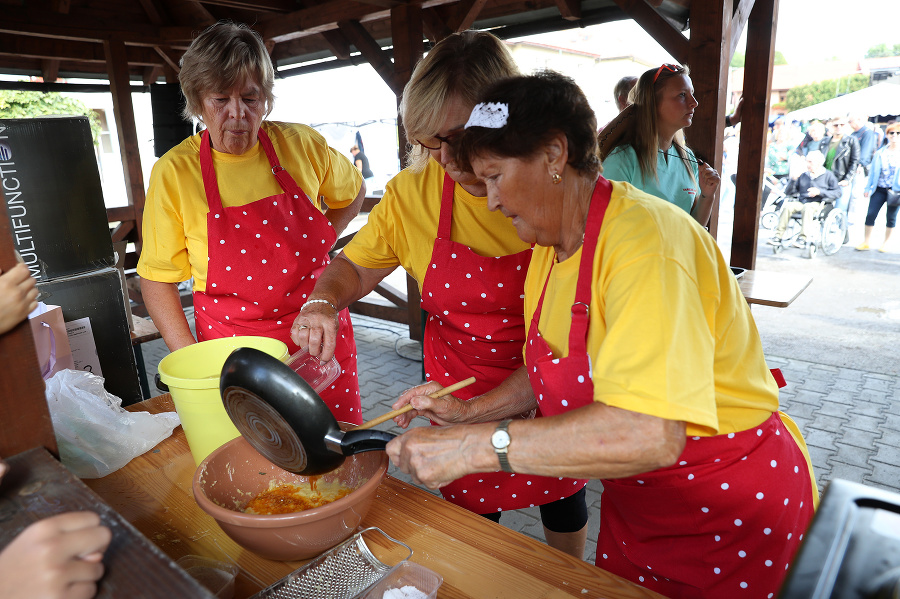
[786,83,900,121]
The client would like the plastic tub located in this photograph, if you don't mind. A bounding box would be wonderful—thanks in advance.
[158,336,289,465]
[175,555,238,599]
[362,561,443,599]
[285,347,341,393]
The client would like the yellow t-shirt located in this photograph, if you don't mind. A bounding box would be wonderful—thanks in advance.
[343,159,529,290]
[525,181,778,436]
[137,121,362,292]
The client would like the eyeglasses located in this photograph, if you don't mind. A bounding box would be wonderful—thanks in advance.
[417,131,460,151]
[653,63,682,83]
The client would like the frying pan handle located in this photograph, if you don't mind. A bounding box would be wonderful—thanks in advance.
[340,429,397,455]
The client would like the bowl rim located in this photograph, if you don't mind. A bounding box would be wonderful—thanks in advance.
[192,435,388,527]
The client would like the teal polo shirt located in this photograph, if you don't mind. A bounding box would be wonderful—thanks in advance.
[601,145,700,214]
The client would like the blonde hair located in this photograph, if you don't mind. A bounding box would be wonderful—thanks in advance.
[179,21,276,123]
[399,31,519,172]
[599,64,696,186]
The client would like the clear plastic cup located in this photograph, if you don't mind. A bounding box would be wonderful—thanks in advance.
[363,561,443,599]
[286,347,341,393]
[175,555,238,599]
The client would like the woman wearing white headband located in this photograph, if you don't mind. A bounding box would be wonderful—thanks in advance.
[291,32,589,558]
[388,70,818,599]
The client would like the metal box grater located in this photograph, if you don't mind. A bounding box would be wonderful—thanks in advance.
[250,527,411,599]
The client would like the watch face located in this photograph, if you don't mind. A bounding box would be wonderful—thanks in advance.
[492,430,511,449]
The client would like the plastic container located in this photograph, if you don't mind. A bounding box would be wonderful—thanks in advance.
[286,347,341,393]
[362,561,443,599]
[158,336,289,465]
[175,555,238,599]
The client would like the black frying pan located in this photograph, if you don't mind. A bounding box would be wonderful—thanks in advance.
[220,347,396,475]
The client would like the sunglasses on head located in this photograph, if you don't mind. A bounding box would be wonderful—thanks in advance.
[653,63,683,83]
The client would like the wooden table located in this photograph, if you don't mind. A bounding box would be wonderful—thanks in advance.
[85,395,665,599]
[738,269,812,308]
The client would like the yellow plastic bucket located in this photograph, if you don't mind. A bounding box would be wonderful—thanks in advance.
[158,336,289,466]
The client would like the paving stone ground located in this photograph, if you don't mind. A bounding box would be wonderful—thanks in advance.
[138,311,900,565]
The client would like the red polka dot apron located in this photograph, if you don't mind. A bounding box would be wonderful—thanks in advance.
[525,177,816,598]
[420,173,587,514]
[193,128,361,424]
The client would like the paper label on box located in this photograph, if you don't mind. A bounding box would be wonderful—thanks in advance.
[65,317,104,377]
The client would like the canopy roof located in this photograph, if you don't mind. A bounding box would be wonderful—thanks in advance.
[786,83,900,122]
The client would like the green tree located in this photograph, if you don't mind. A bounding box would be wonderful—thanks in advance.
[774,51,787,65]
[865,42,900,58]
[0,89,101,143]
[731,51,745,68]
[784,74,870,112]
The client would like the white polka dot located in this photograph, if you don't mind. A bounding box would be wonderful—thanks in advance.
[765,560,772,567]
[721,483,729,490]
[714,535,721,542]
[714,567,721,574]
[247,276,252,280]
[602,554,608,559]
[268,286,273,290]
[757,429,763,436]
[234,224,240,228]
[763,528,772,535]
[787,532,792,539]
[262,259,267,264]
[679,461,687,466]
[256,233,261,238]
[219,239,225,244]
[688,474,695,480]
[445,283,450,288]
[214,214,220,218]
[577,375,585,383]
[738,550,746,558]
[740,582,748,589]
[481,293,487,298]
[771,460,778,467]
[498,283,503,287]
[727,432,735,438]
[241,249,246,254]
[734,519,742,526]
[211,283,217,287]
[701,507,709,513]
[756,492,764,499]
[794,465,799,473]
[561,399,568,407]
[639,577,644,582]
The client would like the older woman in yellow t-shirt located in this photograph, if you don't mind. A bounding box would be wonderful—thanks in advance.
[386,71,818,599]
[291,31,589,559]
[137,22,365,424]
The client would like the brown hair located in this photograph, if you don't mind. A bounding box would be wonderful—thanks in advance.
[598,64,696,186]
[455,70,600,177]
[179,21,276,123]
[399,31,519,172]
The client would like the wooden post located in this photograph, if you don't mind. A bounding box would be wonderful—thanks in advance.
[731,0,779,269]
[685,0,732,237]
[104,38,146,254]
[391,5,426,343]
[0,192,58,458]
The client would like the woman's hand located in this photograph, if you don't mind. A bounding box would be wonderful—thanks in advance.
[291,299,340,360]
[698,162,721,198]
[390,381,471,428]
[0,263,38,335]
[386,424,491,489]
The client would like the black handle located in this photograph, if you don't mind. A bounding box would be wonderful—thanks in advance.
[340,429,397,456]
[155,372,169,392]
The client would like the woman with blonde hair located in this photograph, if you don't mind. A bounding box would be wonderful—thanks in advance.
[599,63,720,226]
[292,31,590,558]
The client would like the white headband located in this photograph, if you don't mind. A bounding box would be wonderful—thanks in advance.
[464,102,509,129]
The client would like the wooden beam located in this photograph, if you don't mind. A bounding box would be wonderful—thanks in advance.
[0,34,167,67]
[728,0,755,61]
[337,19,399,94]
[153,46,181,73]
[320,29,353,61]
[143,65,163,85]
[0,6,166,45]
[0,192,58,459]
[609,0,689,64]
[40,59,59,82]
[163,0,217,27]
[731,0,778,269]
[422,8,453,44]
[685,0,732,235]
[555,0,582,21]
[104,39,147,254]
[137,0,167,25]
[452,0,489,32]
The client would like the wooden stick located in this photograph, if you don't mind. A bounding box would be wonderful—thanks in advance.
[354,376,476,430]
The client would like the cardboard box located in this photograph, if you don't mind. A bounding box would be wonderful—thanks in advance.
[0,116,115,282]
[37,267,143,405]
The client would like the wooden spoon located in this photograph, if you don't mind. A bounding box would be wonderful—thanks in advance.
[354,376,476,430]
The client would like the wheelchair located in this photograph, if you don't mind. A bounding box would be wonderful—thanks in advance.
[770,198,847,259]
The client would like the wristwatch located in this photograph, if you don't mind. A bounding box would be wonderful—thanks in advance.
[491,420,513,473]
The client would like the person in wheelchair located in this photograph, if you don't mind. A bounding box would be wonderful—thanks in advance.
[769,150,840,248]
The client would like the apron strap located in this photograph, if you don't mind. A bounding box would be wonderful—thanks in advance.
[257,128,307,198]
[200,130,223,211]
[568,177,612,356]
[437,172,455,239]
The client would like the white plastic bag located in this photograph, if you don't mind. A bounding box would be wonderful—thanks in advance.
[44,369,181,478]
